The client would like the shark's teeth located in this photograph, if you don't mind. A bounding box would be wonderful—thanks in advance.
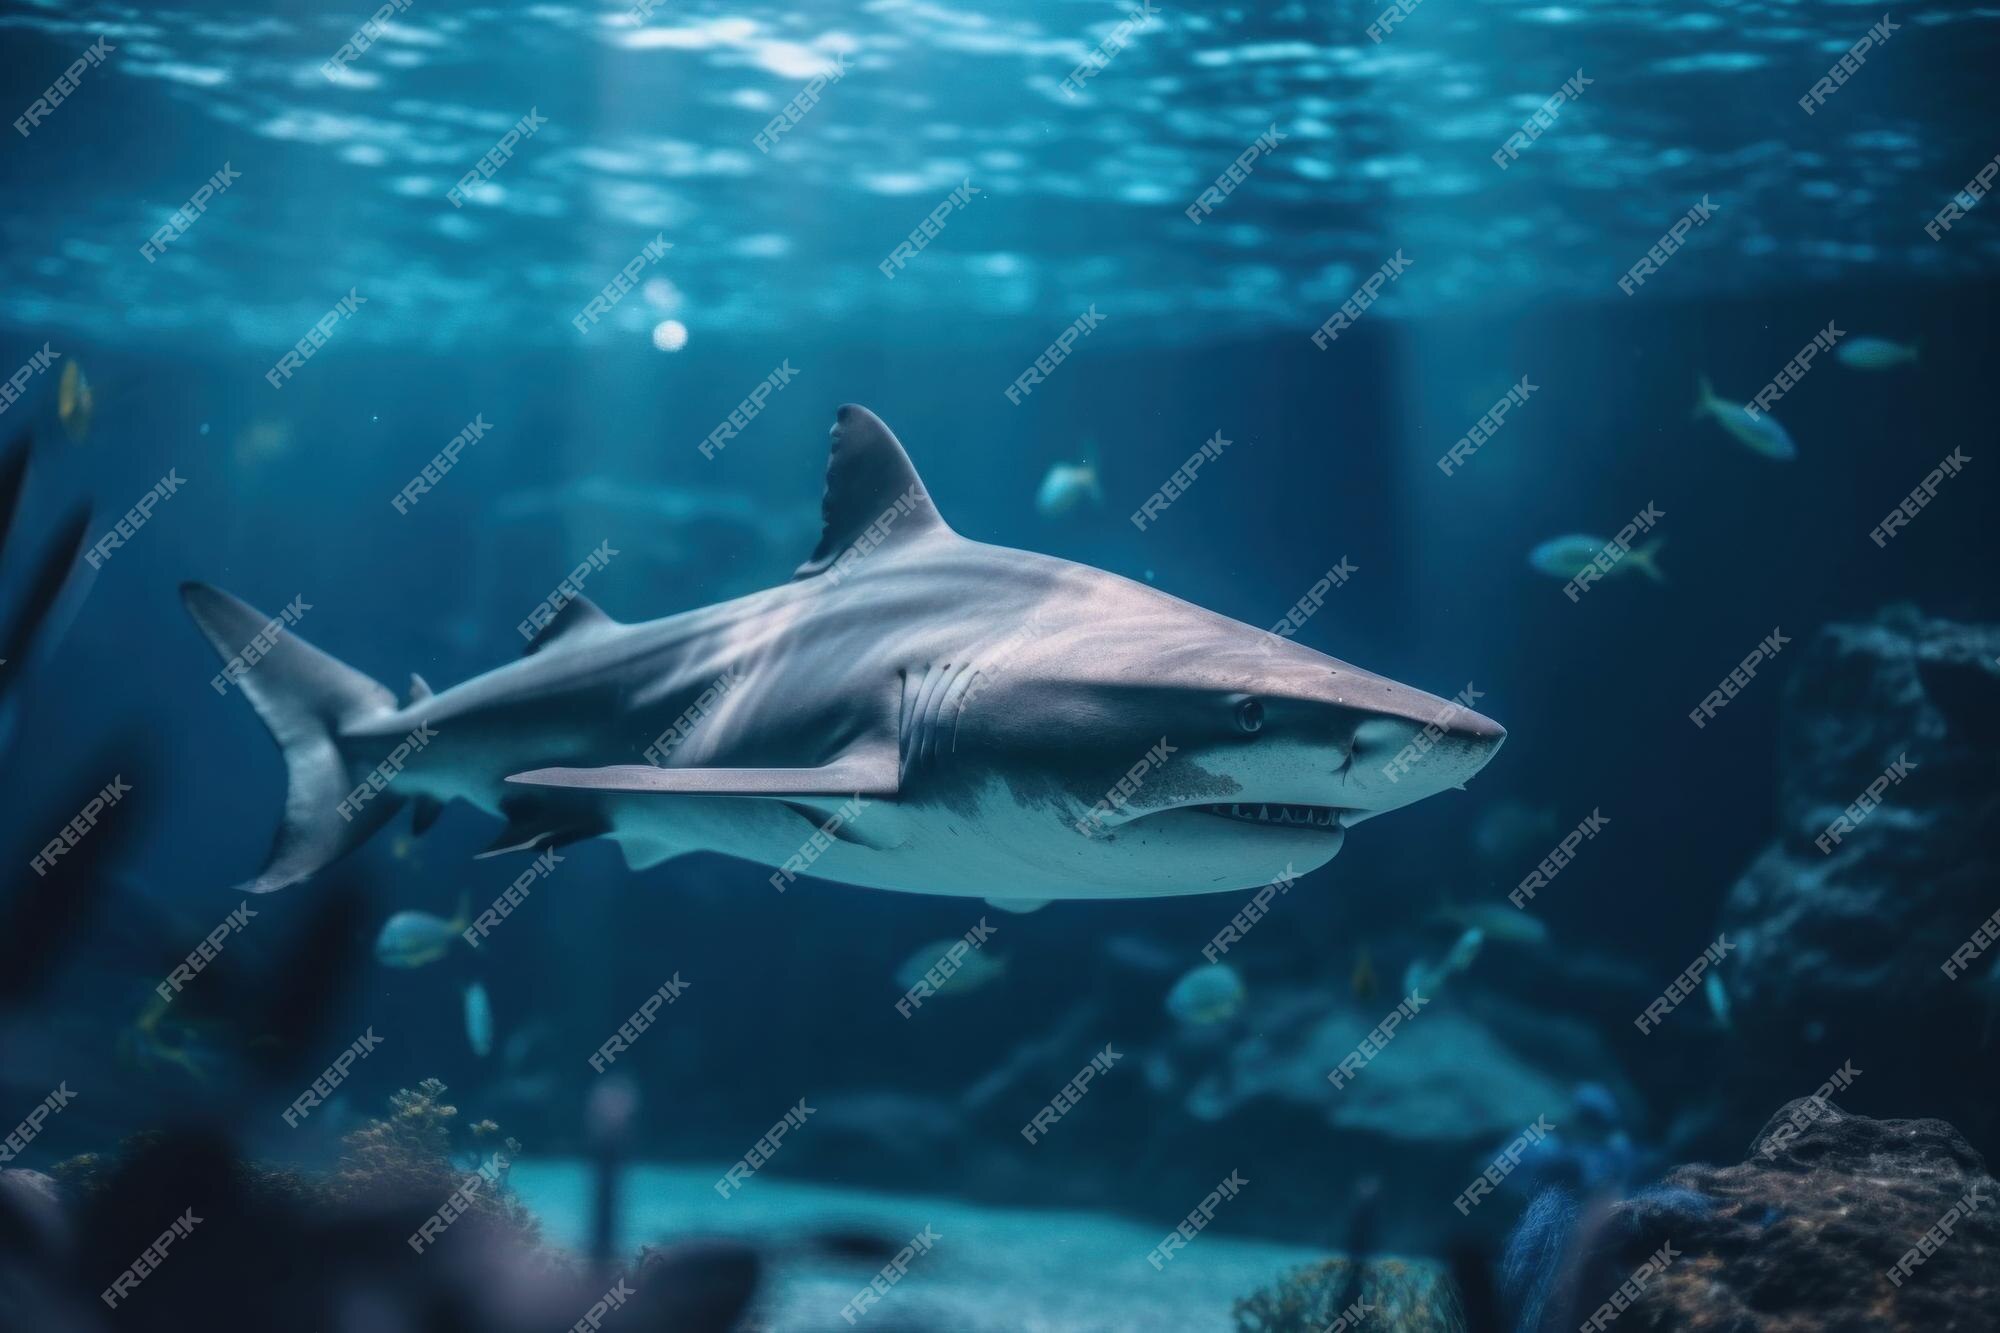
[1196,802,1345,830]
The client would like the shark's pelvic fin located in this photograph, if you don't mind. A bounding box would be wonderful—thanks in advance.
[792,404,952,580]
[182,582,401,893]
[411,796,445,836]
[613,833,681,871]
[473,794,607,859]
[504,751,901,798]
[523,595,619,656]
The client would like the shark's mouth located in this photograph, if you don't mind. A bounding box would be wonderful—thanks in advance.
[1193,802,1349,830]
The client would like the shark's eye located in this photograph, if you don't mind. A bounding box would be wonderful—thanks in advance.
[1234,697,1265,734]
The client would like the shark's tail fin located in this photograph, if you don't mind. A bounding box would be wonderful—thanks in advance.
[1630,538,1667,584]
[1693,374,1714,420]
[182,582,401,894]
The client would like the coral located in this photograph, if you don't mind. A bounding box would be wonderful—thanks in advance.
[1233,1256,1466,1333]
[55,1080,547,1260]
[1500,1186,1578,1333]
[330,1077,542,1250]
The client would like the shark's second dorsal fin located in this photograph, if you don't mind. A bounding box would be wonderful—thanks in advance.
[522,596,617,656]
[793,405,949,580]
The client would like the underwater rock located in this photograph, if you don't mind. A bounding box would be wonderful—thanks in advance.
[629,1238,762,1330]
[1232,1255,1465,1333]
[1718,605,2000,1128]
[1151,986,1636,1238]
[13,1082,775,1330]
[1184,986,1603,1145]
[1564,1098,1998,1333]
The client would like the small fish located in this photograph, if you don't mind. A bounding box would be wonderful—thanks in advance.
[465,981,494,1057]
[1165,962,1246,1027]
[1104,934,1180,973]
[1704,971,1732,1030]
[500,1018,552,1070]
[1350,949,1378,1003]
[121,993,214,1083]
[1402,926,1485,997]
[1431,902,1549,948]
[1836,337,1918,371]
[1529,534,1666,585]
[374,895,468,969]
[1035,460,1103,518]
[1694,374,1798,460]
[120,992,279,1084]
[57,361,93,442]
[1440,925,1485,974]
[893,938,1007,996]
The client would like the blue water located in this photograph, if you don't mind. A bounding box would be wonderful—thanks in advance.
[3,2,1998,1329]
[6,2,1999,345]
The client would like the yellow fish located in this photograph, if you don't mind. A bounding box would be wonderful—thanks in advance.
[58,360,93,442]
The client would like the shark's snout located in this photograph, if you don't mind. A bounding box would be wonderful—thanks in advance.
[1346,699,1505,816]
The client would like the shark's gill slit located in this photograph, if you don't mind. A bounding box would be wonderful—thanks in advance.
[938,662,979,758]
[920,663,953,753]
[921,663,962,769]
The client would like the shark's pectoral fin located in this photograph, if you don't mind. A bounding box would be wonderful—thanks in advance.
[504,751,901,798]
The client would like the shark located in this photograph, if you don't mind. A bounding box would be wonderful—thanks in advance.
[184,405,1504,904]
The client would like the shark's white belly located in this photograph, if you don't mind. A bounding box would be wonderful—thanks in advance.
[590,780,1330,901]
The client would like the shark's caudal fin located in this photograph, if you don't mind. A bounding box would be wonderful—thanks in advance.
[792,404,952,579]
[182,583,402,893]
[1693,375,1714,420]
[1630,538,1667,584]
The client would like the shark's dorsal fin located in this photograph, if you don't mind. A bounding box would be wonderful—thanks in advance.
[408,673,433,704]
[793,405,950,580]
[522,595,617,656]
[505,751,900,798]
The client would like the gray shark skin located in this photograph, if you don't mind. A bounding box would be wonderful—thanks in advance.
[183,405,1504,901]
